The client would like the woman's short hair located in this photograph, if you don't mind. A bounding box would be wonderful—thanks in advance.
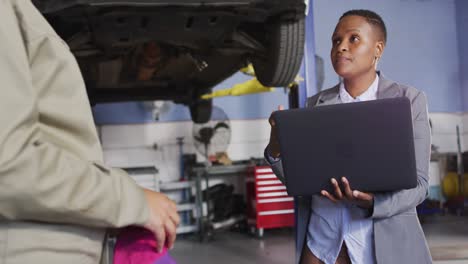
[340,9,387,44]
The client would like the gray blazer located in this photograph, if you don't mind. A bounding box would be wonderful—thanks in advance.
[268,73,432,264]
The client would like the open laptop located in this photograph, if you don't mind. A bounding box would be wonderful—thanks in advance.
[271,97,417,196]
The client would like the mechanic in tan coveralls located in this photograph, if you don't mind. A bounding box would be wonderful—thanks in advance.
[0,0,179,263]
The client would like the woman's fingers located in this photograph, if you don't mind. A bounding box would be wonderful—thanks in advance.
[331,178,343,199]
[321,177,374,208]
[353,190,373,201]
[268,114,275,126]
[341,177,354,199]
[268,105,284,126]
[321,190,338,203]
[322,178,346,202]
[322,177,375,206]
[353,190,374,209]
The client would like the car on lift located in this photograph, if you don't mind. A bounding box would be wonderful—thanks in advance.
[34,0,307,123]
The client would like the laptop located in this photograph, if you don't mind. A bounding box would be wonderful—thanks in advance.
[271,97,417,196]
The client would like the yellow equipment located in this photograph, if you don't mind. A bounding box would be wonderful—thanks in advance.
[442,172,468,198]
[239,64,256,76]
[201,78,274,99]
[201,63,304,99]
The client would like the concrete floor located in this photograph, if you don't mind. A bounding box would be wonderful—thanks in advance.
[424,215,468,263]
[170,215,468,264]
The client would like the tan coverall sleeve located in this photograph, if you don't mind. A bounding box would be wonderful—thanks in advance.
[0,0,149,228]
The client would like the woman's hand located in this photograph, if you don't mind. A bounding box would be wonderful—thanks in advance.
[321,177,374,209]
[267,105,284,158]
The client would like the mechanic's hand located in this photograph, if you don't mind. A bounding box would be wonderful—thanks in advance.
[267,105,284,158]
[321,177,374,209]
[142,189,180,252]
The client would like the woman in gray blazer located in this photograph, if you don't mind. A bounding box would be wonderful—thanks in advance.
[266,10,432,264]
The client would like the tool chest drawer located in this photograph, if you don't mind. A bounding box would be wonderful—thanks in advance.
[246,166,294,237]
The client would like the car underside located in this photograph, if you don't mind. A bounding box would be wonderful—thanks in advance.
[35,0,306,122]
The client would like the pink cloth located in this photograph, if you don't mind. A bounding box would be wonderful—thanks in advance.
[113,227,176,264]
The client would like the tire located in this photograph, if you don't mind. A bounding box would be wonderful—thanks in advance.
[190,98,212,124]
[253,17,305,87]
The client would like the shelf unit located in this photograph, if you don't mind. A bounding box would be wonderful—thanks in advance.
[160,180,199,234]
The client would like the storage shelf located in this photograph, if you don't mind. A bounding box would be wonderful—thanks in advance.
[176,225,198,234]
[177,203,196,212]
[160,181,194,191]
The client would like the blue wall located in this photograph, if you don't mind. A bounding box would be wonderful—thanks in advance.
[313,0,462,113]
[456,0,468,111]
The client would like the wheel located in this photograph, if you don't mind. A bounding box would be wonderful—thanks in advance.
[199,218,214,242]
[256,228,264,238]
[190,98,212,124]
[249,226,264,238]
[253,17,305,87]
[249,226,256,236]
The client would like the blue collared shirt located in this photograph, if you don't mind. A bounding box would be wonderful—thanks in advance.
[306,75,379,264]
[265,75,379,264]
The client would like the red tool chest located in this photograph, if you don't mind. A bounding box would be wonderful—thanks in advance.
[246,166,295,237]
